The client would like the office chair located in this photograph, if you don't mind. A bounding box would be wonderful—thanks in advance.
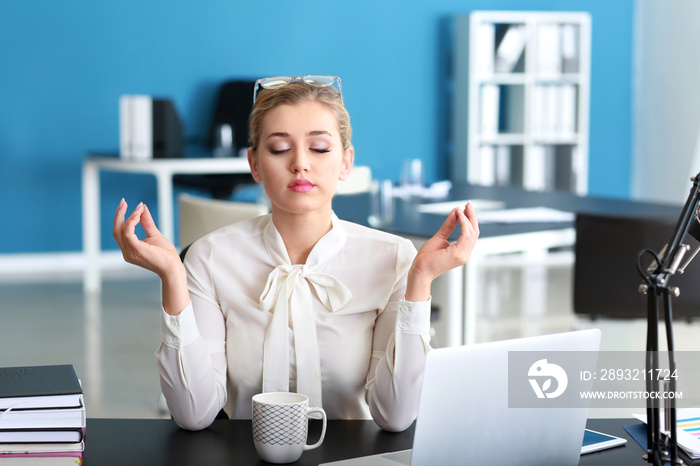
[177,193,268,248]
[174,80,256,199]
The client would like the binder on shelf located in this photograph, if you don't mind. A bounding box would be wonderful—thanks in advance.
[570,145,582,191]
[553,145,576,191]
[477,145,496,186]
[494,25,525,73]
[545,85,559,136]
[532,84,553,136]
[480,84,500,136]
[531,85,543,136]
[523,145,548,191]
[558,84,578,136]
[495,145,512,186]
[544,145,558,190]
[119,95,184,160]
[501,85,525,133]
[537,23,562,75]
[132,95,153,160]
[539,84,560,137]
[561,24,580,73]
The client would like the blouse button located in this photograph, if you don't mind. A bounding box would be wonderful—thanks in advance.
[170,318,179,327]
[400,305,409,313]
[399,321,410,330]
[172,337,180,345]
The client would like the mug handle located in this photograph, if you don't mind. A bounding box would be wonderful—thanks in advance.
[304,407,327,451]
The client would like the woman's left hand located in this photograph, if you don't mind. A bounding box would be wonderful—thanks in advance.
[405,202,479,301]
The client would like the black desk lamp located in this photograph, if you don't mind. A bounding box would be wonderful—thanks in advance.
[637,173,700,466]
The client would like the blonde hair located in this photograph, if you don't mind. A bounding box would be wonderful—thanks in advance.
[248,81,352,152]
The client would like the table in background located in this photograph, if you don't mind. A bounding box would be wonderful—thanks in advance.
[81,154,250,293]
[334,184,681,345]
[81,417,650,465]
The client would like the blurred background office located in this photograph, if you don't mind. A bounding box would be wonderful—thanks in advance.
[1,0,699,418]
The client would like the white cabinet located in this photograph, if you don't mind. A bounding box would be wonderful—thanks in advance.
[451,11,591,194]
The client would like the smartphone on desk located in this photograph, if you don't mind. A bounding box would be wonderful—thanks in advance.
[581,428,627,454]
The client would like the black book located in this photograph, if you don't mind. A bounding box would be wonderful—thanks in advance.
[0,365,83,411]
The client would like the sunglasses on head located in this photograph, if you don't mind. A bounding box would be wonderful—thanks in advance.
[253,75,343,104]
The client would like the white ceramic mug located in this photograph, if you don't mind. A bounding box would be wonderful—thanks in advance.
[251,392,327,464]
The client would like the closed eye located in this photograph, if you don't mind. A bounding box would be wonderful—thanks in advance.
[269,148,290,155]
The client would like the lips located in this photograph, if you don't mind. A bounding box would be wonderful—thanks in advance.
[288,179,316,193]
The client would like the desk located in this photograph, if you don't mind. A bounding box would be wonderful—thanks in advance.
[82,154,250,293]
[81,417,647,465]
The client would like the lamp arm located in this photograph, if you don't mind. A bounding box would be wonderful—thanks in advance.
[639,171,700,466]
[653,172,700,279]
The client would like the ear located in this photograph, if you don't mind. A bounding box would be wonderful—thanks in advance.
[247,147,262,182]
[339,146,354,181]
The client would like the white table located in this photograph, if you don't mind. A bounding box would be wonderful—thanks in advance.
[406,228,575,347]
[461,228,575,345]
[82,155,251,293]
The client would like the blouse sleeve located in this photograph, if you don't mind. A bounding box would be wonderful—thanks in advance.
[364,239,432,432]
[154,238,228,431]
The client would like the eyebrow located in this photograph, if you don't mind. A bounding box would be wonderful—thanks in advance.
[265,132,289,140]
[308,130,333,137]
[265,130,333,140]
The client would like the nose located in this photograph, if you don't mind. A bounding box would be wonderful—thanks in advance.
[290,149,311,174]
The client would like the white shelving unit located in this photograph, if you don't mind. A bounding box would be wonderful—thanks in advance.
[451,11,591,195]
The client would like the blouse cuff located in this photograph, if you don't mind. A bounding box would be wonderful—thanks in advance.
[395,298,431,335]
[160,303,200,349]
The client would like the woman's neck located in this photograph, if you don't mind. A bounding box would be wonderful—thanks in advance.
[271,208,333,264]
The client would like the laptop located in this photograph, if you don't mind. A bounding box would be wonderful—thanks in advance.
[320,329,601,466]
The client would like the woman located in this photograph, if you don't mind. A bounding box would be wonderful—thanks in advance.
[113,75,479,432]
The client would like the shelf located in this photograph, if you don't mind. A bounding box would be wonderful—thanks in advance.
[476,73,528,85]
[451,11,591,195]
[478,134,527,145]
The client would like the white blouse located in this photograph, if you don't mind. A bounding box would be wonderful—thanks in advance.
[155,213,431,432]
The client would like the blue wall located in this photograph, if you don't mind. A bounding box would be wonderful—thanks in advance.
[0,0,634,254]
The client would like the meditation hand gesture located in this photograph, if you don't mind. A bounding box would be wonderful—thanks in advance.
[405,202,479,302]
[113,199,189,314]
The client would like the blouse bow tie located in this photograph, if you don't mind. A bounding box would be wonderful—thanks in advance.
[259,264,352,408]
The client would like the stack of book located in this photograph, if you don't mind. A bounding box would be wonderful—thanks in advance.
[0,365,85,464]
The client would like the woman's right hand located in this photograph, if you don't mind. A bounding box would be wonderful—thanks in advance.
[113,198,181,276]
[113,199,189,314]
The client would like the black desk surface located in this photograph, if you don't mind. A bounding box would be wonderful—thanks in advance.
[83,417,650,465]
[333,183,682,241]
